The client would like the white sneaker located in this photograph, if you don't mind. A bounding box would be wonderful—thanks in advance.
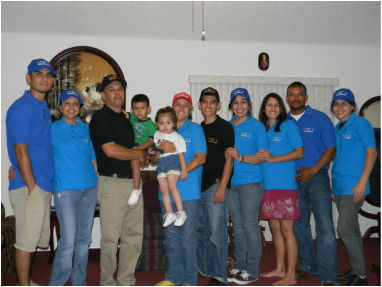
[128,189,142,205]
[174,211,187,227]
[233,270,258,285]
[227,268,241,282]
[163,213,176,228]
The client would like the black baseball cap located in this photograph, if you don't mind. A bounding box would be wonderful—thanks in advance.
[101,74,127,92]
[199,87,220,102]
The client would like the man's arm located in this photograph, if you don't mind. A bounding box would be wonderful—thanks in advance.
[14,143,36,194]
[102,142,147,165]
[214,153,233,204]
[294,146,336,182]
[185,152,206,173]
[133,138,154,150]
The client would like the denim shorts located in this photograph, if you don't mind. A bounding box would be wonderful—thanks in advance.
[157,154,181,178]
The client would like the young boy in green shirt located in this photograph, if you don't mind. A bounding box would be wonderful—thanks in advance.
[125,94,157,205]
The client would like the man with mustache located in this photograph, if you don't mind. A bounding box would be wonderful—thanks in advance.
[89,74,148,286]
[285,82,338,286]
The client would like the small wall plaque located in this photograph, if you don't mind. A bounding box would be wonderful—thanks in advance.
[259,52,269,71]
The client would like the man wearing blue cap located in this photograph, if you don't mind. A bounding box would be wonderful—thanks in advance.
[286,82,338,286]
[6,58,56,285]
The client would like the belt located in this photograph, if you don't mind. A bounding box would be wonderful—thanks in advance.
[214,178,222,184]
[100,173,131,179]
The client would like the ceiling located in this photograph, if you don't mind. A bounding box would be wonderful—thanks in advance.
[2,1,380,47]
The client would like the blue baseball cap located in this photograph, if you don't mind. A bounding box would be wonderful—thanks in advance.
[332,88,355,103]
[230,88,251,101]
[27,58,56,75]
[59,89,83,105]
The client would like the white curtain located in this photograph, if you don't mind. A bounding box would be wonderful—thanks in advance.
[189,75,339,124]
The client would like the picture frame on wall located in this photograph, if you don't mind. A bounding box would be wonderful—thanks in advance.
[48,46,125,123]
[258,52,269,71]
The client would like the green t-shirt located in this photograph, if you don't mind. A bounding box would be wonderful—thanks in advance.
[129,113,157,146]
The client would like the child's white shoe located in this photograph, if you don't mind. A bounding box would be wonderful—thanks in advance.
[174,211,187,227]
[128,189,142,205]
[163,213,176,228]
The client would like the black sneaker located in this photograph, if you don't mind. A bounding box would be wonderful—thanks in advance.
[338,270,354,281]
[233,270,258,285]
[344,275,368,286]
[227,268,241,282]
[207,278,226,286]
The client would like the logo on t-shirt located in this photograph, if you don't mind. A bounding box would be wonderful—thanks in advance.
[271,137,281,141]
[133,123,144,138]
[303,128,314,133]
[82,139,89,144]
[184,138,191,143]
[341,134,351,139]
[240,132,251,138]
[208,138,218,144]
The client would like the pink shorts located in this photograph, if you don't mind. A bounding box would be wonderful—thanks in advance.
[261,189,299,220]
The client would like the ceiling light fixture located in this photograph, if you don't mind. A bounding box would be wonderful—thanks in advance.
[192,1,194,32]
[201,1,206,41]
[192,1,206,41]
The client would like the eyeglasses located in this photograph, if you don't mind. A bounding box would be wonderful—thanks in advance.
[332,102,350,108]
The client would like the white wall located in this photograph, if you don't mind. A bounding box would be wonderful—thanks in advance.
[2,33,380,247]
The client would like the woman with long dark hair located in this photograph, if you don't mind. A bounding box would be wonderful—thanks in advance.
[225,88,268,284]
[257,93,303,286]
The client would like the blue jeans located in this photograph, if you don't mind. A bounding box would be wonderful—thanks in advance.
[196,184,229,283]
[227,183,263,278]
[160,199,200,286]
[49,186,98,286]
[294,169,338,285]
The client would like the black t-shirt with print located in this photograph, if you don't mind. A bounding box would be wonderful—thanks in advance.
[201,115,235,192]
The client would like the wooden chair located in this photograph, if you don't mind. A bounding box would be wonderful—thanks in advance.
[359,195,380,242]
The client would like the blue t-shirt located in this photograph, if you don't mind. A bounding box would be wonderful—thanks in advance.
[261,120,303,190]
[287,105,335,170]
[158,119,207,201]
[6,91,54,192]
[51,118,98,192]
[332,113,376,196]
[228,116,268,185]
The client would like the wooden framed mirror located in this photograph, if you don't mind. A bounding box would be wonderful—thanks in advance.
[359,95,380,241]
[48,46,125,122]
[359,96,381,127]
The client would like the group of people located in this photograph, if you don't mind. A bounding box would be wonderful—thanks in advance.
[6,58,377,286]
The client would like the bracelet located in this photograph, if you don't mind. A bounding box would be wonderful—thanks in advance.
[238,154,244,164]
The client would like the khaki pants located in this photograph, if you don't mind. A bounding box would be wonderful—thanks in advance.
[9,185,51,252]
[98,176,143,286]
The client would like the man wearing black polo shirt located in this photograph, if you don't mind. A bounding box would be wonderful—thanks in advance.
[196,87,234,286]
[89,75,147,286]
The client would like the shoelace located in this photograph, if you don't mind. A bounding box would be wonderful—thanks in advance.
[241,271,250,279]
[348,275,364,286]
[229,268,240,275]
